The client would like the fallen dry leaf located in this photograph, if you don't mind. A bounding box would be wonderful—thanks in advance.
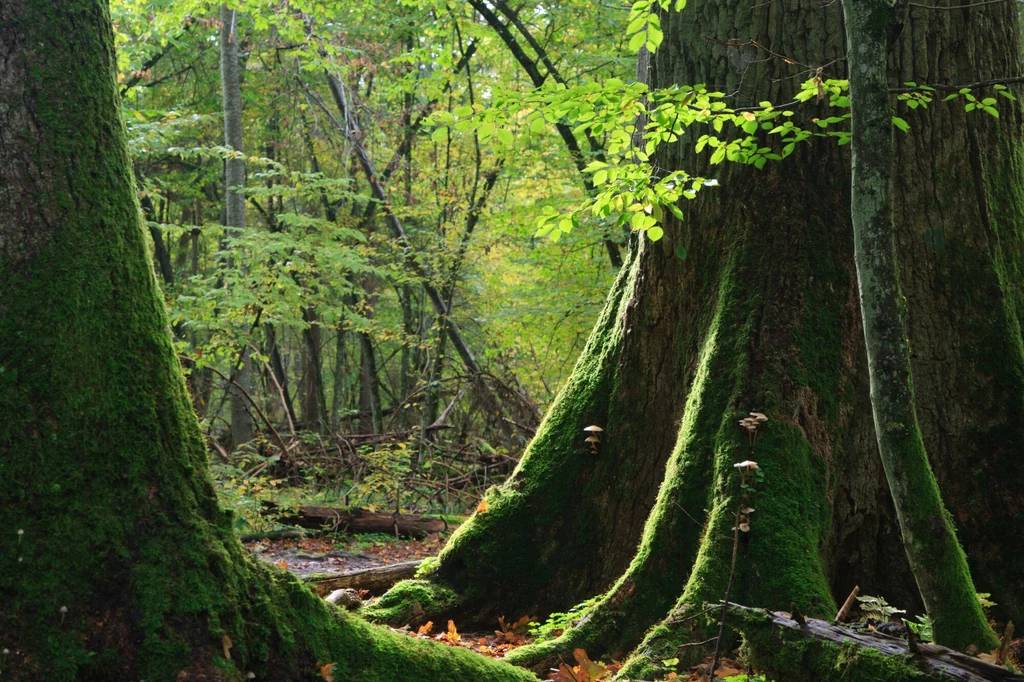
[318,661,336,681]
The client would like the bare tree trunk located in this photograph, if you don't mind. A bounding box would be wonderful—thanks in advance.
[220,4,253,449]
[359,331,383,434]
[301,306,326,432]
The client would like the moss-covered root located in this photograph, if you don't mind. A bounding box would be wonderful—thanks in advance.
[616,420,837,681]
[277,576,538,682]
[505,262,741,672]
[360,579,461,627]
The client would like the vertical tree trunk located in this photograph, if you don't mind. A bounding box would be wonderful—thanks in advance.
[301,306,326,432]
[0,3,537,680]
[359,331,383,434]
[843,0,996,651]
[220,5,254,449]
[330,326,348,431]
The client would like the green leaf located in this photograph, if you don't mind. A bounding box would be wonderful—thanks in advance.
[453,105,474,118]
[674,244,687,260]
[628,31,646,53]
[647,225,664,241]
[430,127,448,144]
[626,16,648,33]
[892,116,910,133]
[593,169,609,186]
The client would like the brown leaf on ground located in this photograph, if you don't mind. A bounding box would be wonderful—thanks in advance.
[318,662,336,682]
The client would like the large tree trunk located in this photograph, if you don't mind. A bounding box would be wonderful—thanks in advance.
[369,0,1024,677]
[0,2,536,681]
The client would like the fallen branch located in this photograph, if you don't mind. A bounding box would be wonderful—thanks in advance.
[727,603,1024,682]
[263,502,446,537]
[306,560,424,596]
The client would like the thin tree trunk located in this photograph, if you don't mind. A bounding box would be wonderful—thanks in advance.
[842,0,996,651]
[301,306,326,432]
[220,4,253,449]
[265,322,298,427]
[359,331,383,434]
[331,326,348,431]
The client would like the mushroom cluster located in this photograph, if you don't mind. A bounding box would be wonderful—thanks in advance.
[738,411,767,446]
[732,506,756,533]
[583,425,604,453]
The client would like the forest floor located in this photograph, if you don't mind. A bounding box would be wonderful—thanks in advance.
[244,531,750,681]
[245,531,441,578]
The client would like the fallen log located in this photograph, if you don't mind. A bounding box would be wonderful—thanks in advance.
[305,560,424,597]
[727,603,1024,682]
[263,502,447,537]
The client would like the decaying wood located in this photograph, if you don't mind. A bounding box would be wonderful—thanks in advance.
[727,603,1024,682]
[834,584,860,623]
[263,502,446,537]
[306,560,424,596]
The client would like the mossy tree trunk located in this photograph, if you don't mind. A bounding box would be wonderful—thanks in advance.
[0,2,537,681]
[843,0,997,652]
[371,0,1024,677]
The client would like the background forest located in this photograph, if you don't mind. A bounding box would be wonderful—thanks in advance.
[115,0,627,518]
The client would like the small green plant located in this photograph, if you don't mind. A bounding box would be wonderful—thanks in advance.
[904,614,933,642]
[211,455,287,533]
[977,592,998,612]
[345,533,401,552]
[527,596,601,642]
[856,595,906,621]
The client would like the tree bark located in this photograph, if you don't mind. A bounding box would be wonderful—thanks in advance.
[371,0,1024,678]
[0,2,536,680]
[220,5,254,449]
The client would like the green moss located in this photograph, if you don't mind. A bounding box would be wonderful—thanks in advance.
[734,610,931,682]
[505,248,738,670]
[612,234,840,680]
[360,580,461,627]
